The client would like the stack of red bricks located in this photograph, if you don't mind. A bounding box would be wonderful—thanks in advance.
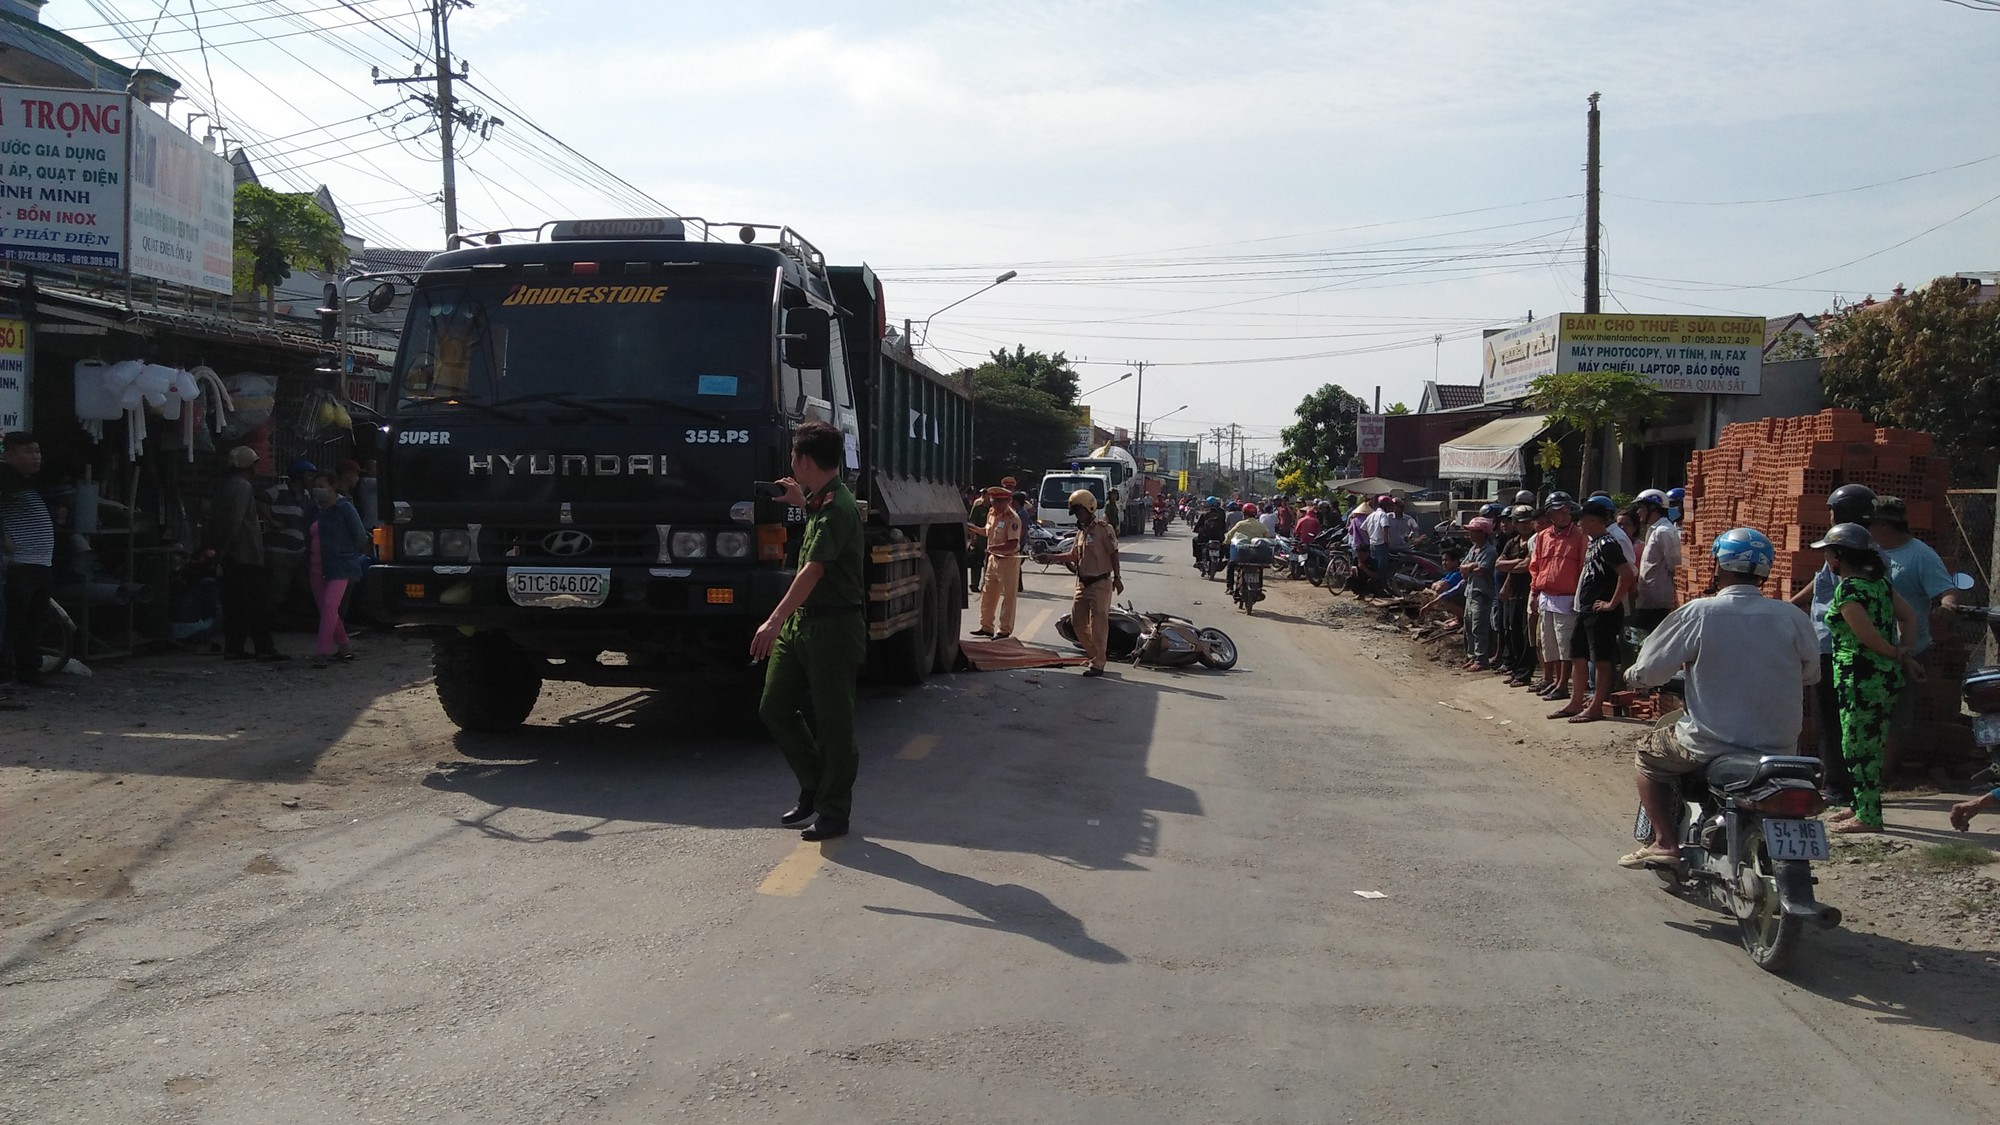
[1679,407,1967,731]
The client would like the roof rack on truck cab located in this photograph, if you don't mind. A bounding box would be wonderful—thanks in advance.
[446,217,828,290]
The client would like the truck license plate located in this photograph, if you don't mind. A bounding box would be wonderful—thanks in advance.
[1762,818,1831,862]
[506,568,610,609]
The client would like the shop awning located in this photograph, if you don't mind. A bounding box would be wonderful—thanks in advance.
[1437,413,1550,479]
[1329,475,1424,496]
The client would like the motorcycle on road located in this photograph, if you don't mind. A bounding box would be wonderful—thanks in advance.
[1633,719,1842,973]
[1055,602,1238,669]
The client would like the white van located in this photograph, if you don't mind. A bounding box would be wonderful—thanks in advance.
[1036,471,1110,533]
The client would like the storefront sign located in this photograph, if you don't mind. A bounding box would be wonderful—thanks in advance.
[1556,313,1763,395]
[1356,413,1386,454]
[1479,315,1560,401]
[0,87,127,270]
[127,99,233,293]
[0,317,26,430]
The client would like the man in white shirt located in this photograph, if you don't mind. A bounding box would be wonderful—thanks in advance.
[1362,496,1416,595]
[1631,488,1682,630]
[1617,527,1820,868]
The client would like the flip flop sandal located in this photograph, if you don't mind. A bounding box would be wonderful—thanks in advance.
[1547,707,1584,719]
[1618,848,1678,869]
[1566,712,1605,724]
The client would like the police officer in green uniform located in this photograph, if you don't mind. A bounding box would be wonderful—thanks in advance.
[752,421,867,842]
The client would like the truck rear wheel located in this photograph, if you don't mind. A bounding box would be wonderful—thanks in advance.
[434,633,543,732]
[875,560,938,685]
[931,553,963,673]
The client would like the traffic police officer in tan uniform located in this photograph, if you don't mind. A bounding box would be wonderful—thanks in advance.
[969,485,1023,638]
[1039,488,1123,677]
[752,421,866,841]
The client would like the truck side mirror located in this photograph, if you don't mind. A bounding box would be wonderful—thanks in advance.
[366,282,397,314]
[782,306,830,370]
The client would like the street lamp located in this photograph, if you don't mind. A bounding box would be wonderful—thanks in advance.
[915,270,1018,344]
[1079,371,1133,397]
[1139,404,1189,461]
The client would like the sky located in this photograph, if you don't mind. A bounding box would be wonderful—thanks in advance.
[46,0,2000,460]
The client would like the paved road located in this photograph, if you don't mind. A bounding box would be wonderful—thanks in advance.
[3,527,1995,1123]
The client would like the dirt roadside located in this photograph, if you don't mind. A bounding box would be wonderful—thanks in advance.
[1283,579,2000,950]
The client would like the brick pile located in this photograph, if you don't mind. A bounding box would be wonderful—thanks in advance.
[1679,408,1967,734]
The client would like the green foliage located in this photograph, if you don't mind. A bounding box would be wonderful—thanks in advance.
[981,345,1080,409]
[1534,437,1563,474]
[1384,401,1411,415]
[1527,369,1665,491]
[233,183,349,323]
[965,348,1087,484]
[1766,330,1819,362]
[1275,383,1367,493]
[1819,279,2000,482]
[1907,841,1996,870]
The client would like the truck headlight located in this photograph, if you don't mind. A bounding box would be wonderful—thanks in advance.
[714,530,751,559]
[404,530,435,558]
[437,529,471,559]
[670,530,707,559]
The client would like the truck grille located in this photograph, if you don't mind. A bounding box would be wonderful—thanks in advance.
[490,526,655,563]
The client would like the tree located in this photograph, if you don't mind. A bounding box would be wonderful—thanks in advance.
[982,345,1079,409]
[233,183,349,324]
[963,348,1087,484]
[1819,278,2000,482]
[1384,401,1411,415]
[1526,369,1665,492]
[1274,383,1366,492]
[1766,330,1819,362]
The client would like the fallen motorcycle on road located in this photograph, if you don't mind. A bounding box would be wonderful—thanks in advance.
[1055,602,1238,669]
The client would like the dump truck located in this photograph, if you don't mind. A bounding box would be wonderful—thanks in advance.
[354,217,973,731]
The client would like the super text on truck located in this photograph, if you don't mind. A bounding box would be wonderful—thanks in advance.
[352,217,973,732]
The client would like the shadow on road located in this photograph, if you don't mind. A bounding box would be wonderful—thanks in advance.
[421,662,1205,873]
[1662,917,2000,1048]
[833,839,1127,964]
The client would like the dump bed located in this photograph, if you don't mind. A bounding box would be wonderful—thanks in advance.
[827,265,973,527]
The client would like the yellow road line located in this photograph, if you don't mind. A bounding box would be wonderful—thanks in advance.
[898,734,941,760]
[1018,607,1053,643]
[757,842,830,896]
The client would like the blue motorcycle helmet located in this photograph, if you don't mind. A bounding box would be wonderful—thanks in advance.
[1712,527,1776,579]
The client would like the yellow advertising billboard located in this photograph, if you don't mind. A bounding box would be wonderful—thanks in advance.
[1556,313,1764,395]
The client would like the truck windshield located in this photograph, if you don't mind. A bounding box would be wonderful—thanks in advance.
[394,268,772,413]
[1040,476,1106,508]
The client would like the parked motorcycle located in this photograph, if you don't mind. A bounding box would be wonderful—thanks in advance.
[1633,725,1841,973]
[1055,602,1238,669]
[1951,578,1999,784]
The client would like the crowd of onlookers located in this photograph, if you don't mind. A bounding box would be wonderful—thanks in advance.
[0,431,381,699]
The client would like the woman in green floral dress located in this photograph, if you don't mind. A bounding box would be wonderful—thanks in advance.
[1815,525,1919,833]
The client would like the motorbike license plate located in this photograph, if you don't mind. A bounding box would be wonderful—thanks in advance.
[1762,818,1831,862]
[506,568,611,609]
[1973,712,2000,747]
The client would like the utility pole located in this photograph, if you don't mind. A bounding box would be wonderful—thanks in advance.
[1584,91,1602,314]
[375,1,488,244]
[1126,360,1149,451]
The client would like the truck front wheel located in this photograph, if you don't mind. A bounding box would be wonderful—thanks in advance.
[434,633,543,732]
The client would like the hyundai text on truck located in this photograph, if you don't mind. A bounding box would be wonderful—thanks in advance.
[355,217,973,731]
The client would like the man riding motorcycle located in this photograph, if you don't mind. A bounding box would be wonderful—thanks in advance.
[1192,498,1229,564]
[1618,528,1821,868]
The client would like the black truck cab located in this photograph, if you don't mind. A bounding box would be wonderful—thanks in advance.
[361,218,970,731]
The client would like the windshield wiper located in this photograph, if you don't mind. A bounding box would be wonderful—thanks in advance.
[397,396,530,423]
[491,391,626,421]
[584,396,730,424]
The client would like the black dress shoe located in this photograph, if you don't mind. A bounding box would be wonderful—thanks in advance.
[781,803,816,828]
[1081,667,1104,678]
[801,816,848,842]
